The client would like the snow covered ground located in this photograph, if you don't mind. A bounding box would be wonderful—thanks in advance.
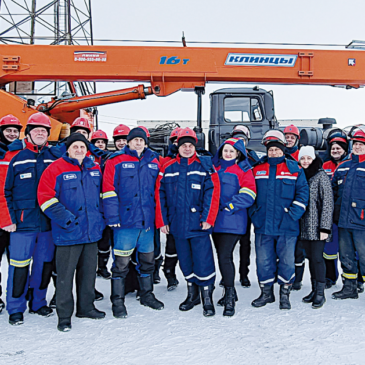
[1,235,365,365]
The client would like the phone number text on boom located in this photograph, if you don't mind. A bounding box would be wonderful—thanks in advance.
[74,57,107,62]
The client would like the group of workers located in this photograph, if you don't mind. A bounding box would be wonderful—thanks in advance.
[0,112,364,332]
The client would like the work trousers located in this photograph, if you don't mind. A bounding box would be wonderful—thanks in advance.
[164,234,179,277]
[0,231,10,297]
[239,218,252,279]
[301,240,326,283]
[55,242,97,320]
[212,233,240,287]
[175,235,215,286]
[7,231,55,315]
[255,234,297,286]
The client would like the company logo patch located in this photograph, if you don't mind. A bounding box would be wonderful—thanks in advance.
[148,164,158,170]
[122,163,135,169]
[192,184,201,190]
[63,174,77,180]
[225,53,297,67]
[256,171,267,175]
[325,169,332,173]
[20,173,32,179]
[89,155,95,162]
[90,171,100,177]
[281,172,292,175]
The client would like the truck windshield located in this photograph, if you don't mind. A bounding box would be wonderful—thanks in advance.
[224,97,262,122]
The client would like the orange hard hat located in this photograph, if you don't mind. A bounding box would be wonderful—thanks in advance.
[113,124,131,138]
[71,117,92,133]
[177,127,198,143]
[91,130,108,142]
[169,127,182,141]
[283,124,300,138]
[27,112,52,129]
[0,114,22,130]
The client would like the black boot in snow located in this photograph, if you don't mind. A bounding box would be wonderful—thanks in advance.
[29,305,54,317]
[76,308,106,320]
[217,287,238,307]
[240,276,251,288]
[251,285,275,308]
[110,278,128,319]
[325,278,334,289]
[291,281,302,291]
[279,284,292,310]
[94,289,104,301]
[9,312,24,326]
[164,268,179,291]
[138,276,164,310]
[332,278,358,300]
[357,282,364,293]
[312,282,326,309]
[57,318,72,332]
[200,285,215,317]
[0,298,5,313]
[302,280,317,303]
[223,287,236,317]
[153,258,163,284]
[96,252,111,280]
[179,282,201,311]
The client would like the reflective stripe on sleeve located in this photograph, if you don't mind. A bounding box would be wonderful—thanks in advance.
[187,171,206,176]
[102,191,117,199]
[239,187,256,199]
[40,197,59,212]
[10,258,31,267]
[293,200,306,210]
[13,159,37,166]
[323,253,338,260]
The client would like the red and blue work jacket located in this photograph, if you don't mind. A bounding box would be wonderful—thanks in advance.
[155,152,220,239]
[249,156,309,236]
[37,154,104,246]
[212,139,256,235]
[2,138,63,231]
[332,153,365,230]
[102,146,160,230]
[323,153,350,179]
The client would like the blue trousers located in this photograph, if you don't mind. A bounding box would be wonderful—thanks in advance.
[175,235,215,286]
[7,231,55,315]
[255,234,296,286]
[338,228,365,281]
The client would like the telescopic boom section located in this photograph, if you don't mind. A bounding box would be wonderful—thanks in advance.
[1,45,365,95]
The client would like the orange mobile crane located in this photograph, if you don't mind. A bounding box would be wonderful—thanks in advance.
[0,43,364,144]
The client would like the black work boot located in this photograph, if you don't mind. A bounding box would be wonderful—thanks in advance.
[312,281,326,309]
[164,268,179,291]
[200,285,215,317]
[57,318,72,332]
[179,282,201,311]
[292,262,305,291]
[223,287,236,317]
[153,258,163,284]
[97,252,111,280]
[302,280,317,303]
[240,276,251,288]
[94,289,104,301]
[138,275,164,310]
[110,278,128,319]
[279,284,292,310]
[29,305,54,317]
[251,285,275,308]
[9,312,24,326]
[76,308,106,320]
[217,287,238,307]
[358,282,364,293]
[332,278,358,300]
[292,281,302,291]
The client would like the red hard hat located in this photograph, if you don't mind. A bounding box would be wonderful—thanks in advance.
[91,130,108,142]
[0,114,22,130]
[351,129,365,143]
[71,117,92,132]
[169,127,182,141]
[27,112,52,129]
[177,127,198,143]
[284,124,300,138]
[113,124,130,138]
[139,126,150,138]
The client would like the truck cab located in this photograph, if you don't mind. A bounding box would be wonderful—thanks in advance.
[208,87,278,155]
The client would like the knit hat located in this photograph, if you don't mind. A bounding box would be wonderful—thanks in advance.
[330,140,349,153]
[298,146,316,160]
[266,141,286,153]
[65,133,89,150]
[127,127,148,144]
[178,136,197,148]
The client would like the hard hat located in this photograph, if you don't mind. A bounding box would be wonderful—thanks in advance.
[27,112,52,129]
[139,126,150,138]
[177,127,198,143]
[283,124,300,138]
[113,124,130,138]
[71,117,92,133]
[0,114,22,130]
[262,129,287,146]
[169,127,182,141]
[231,125,251,140]
[91,130,108,142]
[351,129,365,143]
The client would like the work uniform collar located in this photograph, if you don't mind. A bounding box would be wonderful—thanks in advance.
[286,145,298,155]
[351,153,365,163]
[23,137,48,153]
[219,158,236,170]
[176,152,198,165]
[268,155,285,166]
